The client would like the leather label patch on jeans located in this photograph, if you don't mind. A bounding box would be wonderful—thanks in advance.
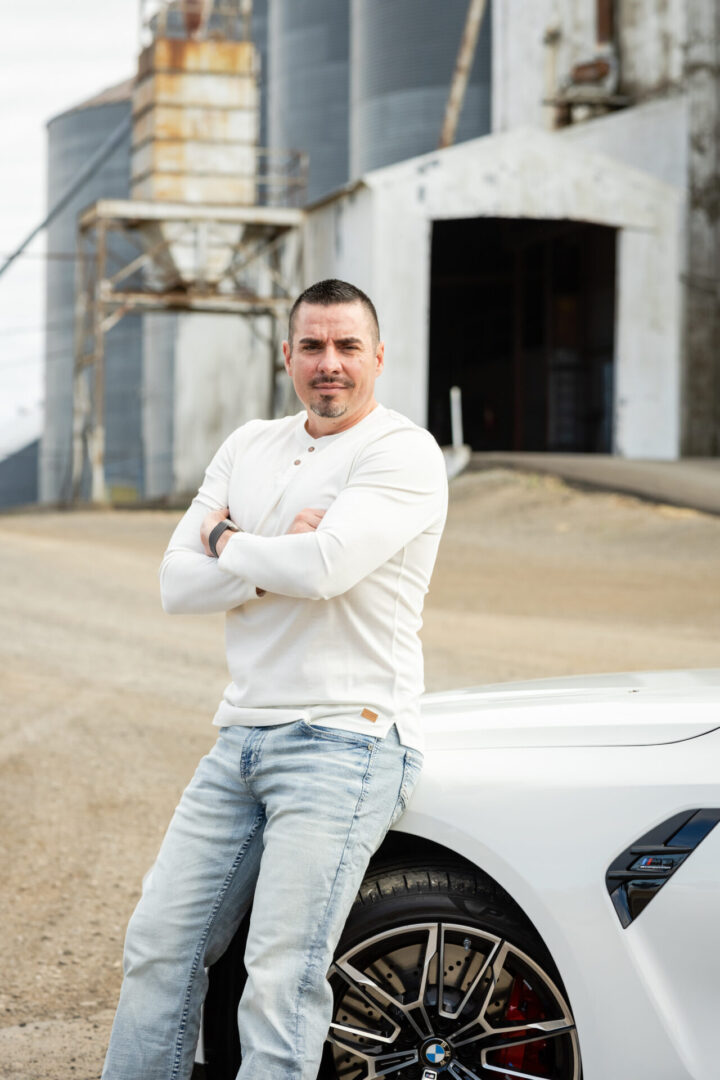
[361,708,378,722]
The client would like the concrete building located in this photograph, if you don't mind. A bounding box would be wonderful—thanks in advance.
[301,0,720,460]
[305,128,681,458]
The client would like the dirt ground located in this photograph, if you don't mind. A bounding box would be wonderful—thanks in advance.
[1,468,719,1079]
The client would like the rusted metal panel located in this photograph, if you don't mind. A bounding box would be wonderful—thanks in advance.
[571,58,612,84]
[134,72,258,111]
[138,38,257,78]
[131,174,257,203]
[132,34,260,209]
[132,139,257,178]
[180,0,209,38]
[133,104,257,144]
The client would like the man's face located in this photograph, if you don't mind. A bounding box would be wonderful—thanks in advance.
[283,301,384,433]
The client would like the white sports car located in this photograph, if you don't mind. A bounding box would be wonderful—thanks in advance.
[200,670,720,1080]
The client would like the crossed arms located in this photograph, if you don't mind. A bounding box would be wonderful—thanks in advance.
[159,428,447,614]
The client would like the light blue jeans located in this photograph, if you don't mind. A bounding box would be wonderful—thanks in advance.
[101,720,422,1080]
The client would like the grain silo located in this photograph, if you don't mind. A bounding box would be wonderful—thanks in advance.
[268,0,350,203]
[349,0,492,176]
[41,81,143,504]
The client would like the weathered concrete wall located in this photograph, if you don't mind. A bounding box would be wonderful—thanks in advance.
[618,0,686,101]
[682,0,720,454]
[492,0,687,133]
[304,185,374,293]
[305,128,684,458]
[559,95,688,188]
[492,0,561,132]
[614,224,682,457]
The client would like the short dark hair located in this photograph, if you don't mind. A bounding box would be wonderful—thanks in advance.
[287,279,380,349]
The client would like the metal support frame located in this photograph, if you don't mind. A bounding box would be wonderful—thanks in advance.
[72,197,304,502]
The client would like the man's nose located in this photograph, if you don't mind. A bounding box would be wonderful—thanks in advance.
[317,346,342,372]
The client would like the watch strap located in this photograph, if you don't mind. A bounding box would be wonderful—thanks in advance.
[209,519,239,557]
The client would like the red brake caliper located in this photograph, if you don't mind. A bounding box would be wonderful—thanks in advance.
[493,976,549,1076]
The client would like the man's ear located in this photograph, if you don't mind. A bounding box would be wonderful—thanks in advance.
[375,341,385,376]
[282,339,292,376]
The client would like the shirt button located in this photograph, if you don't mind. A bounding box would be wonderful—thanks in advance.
[308,446,315,453]
[294,459,301,465]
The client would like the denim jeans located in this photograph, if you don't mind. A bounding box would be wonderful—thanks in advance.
[101,720,423,1080]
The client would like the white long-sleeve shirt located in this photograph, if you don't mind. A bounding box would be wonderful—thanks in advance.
[159,404,448,750]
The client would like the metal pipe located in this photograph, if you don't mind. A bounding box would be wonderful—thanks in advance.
[438,0,488,149]
[450,386,464,450]
[90,220,109,504]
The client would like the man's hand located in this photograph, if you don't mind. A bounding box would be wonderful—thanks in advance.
[287,508,326,534]
[201,507,229,556]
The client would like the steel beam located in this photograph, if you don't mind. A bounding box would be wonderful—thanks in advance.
[79,198,303,230]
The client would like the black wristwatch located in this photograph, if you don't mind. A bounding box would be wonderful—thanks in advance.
[209,519,240,557]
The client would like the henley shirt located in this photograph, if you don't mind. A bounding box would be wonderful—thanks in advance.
[159,404,448,751]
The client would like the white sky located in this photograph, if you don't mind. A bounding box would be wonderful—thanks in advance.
[0,0,138,433]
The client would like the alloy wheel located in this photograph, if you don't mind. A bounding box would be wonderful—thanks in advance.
[327,921,580,1080]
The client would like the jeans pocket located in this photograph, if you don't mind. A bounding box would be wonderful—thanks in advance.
[297,719,377,750]
[391,749,424,826]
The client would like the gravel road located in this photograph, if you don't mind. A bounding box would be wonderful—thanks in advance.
[2,469,719,1079]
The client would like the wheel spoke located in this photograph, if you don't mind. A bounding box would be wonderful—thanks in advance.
[438,926,502,1021]
[447,941,510,1045]
[409,922,439,1036]
[447,1062,484,1080]
[455,1016,574,1050]
[480,1051,560,1080]
[368,1048,419,1078]
[483,1018,575,1048]
[329,963,402,1044]
[326,1030,419,1079]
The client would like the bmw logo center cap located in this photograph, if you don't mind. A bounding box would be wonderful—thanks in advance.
[421,1037,452,1070]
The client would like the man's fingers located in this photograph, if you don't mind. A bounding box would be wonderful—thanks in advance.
[303,508,326,526]
[287,508,327,534]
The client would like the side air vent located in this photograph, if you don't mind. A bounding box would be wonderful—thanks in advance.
[606,809,720,928]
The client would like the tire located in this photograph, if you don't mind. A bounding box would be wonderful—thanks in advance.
[203,861,582,1080]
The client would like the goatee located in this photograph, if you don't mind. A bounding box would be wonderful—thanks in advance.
[310,401,349,419]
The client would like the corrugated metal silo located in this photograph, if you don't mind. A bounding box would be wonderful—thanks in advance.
[42,81,143,503]
[268,0,350,204]
[350,0,492,176]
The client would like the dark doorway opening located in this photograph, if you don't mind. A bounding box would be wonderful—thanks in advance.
[428,218,616,452]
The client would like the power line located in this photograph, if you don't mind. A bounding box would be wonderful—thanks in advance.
[0,319,73,337]
[0,251,77,262]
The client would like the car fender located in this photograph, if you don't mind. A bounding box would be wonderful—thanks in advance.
[394,733,720,1079]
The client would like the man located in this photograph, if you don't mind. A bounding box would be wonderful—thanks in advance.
[102,279,448,1080]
